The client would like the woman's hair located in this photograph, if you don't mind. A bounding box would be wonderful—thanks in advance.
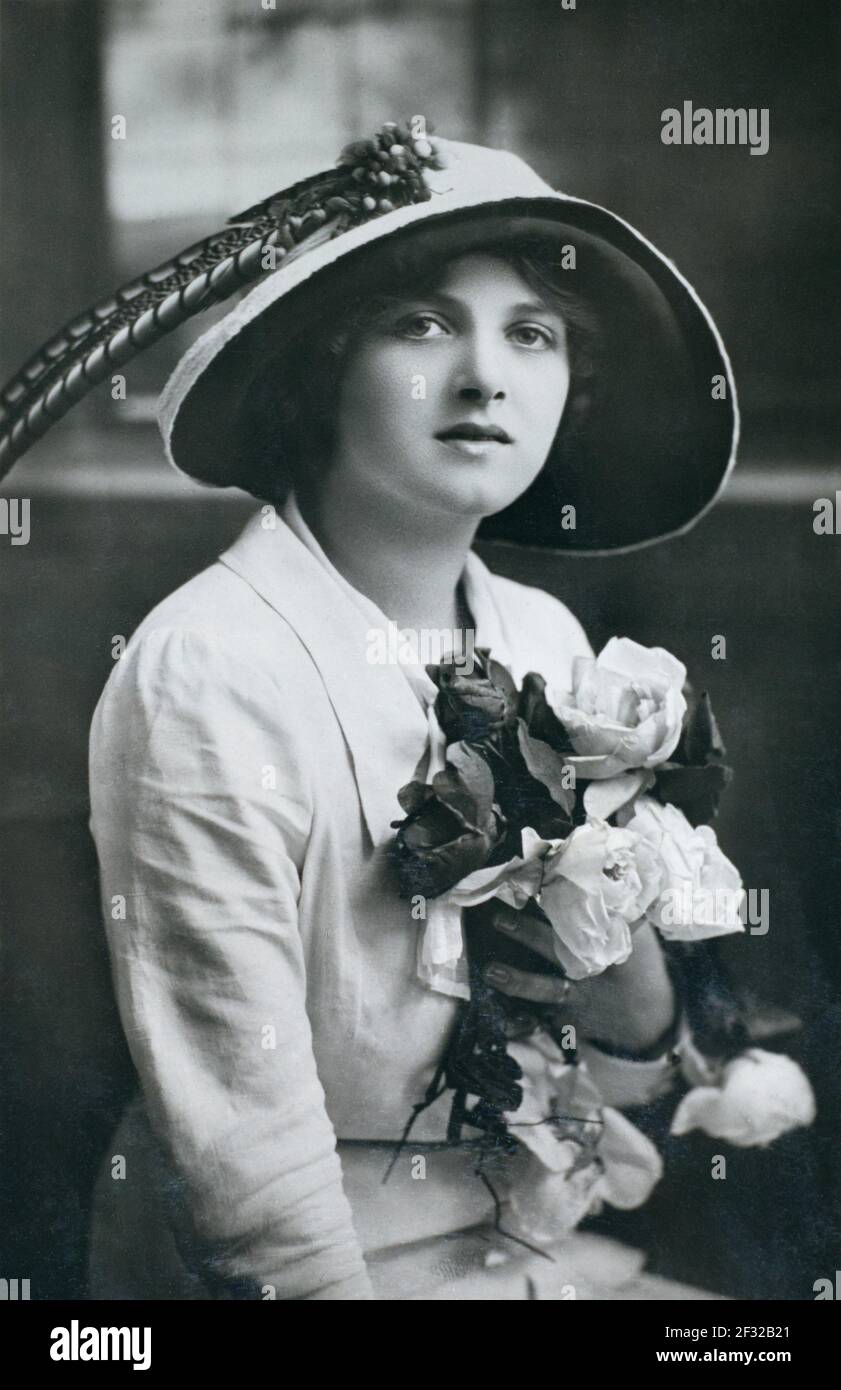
[240,234,601,510]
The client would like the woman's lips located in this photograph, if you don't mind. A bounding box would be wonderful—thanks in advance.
[435,423,512,443]
[434,423,512,458]
[436,435,509,459]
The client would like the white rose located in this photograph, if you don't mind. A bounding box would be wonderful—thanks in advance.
[497,1034,661,1251]
[501,1033,664,1247]
[538,820,663,979]
[502,1118,663,1250]
[505,1027,603,1168]
[549,637,687,780]
[620,796,744,941]
[503,1143,604,1247]
[670,1048,816,1148]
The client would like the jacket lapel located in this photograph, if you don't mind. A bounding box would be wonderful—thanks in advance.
[218,510,512,849]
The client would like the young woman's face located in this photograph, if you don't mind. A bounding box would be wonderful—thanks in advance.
[330,253,571,521]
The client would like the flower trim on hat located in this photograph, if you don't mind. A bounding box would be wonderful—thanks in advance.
[230,120,446,243]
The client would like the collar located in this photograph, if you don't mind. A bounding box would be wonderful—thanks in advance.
[218,507,512,848]
[279,488,439,712]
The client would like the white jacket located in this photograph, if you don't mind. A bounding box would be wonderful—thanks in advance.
[87,501,680,1300]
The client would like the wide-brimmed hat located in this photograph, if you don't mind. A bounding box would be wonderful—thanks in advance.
[0,123,737,554]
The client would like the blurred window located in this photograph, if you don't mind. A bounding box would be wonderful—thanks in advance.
[104,0,478,417]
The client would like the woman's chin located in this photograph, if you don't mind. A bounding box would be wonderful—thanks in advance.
[420,467,535,520]
[443,482,528,520]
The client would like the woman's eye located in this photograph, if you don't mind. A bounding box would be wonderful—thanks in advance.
[509,323,555,349]
[396,313,447,340]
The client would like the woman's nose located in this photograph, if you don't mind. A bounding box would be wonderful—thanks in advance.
[458,382,505,403]
[452,335,507,403]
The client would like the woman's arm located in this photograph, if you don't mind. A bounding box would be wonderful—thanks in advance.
[499,590,684,1103]
[482,902,682,1108]
[89,624,374,1299]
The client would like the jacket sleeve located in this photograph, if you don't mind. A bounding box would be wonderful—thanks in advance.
[88,624,374,1300]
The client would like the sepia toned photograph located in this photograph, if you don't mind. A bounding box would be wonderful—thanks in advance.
[2,0,840,1329]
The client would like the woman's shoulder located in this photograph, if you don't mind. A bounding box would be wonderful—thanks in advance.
[126,558,282,645]
[92,559,324,735]
[124,556,321,667]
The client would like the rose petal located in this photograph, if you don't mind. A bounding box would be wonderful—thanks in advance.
[583,770,654,820]
[597,636,687,690]
[597,1107,664,1209]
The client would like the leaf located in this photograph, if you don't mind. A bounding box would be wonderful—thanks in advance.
[516,721,576,815]
[583,770,653,821]
[742,1000,803,1042]
[653,761,733,825]
[445,740,497,811]
[517,671,573,751]
[684,691,727,765]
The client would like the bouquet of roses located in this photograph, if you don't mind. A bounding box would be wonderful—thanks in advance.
[387,638,815,1250]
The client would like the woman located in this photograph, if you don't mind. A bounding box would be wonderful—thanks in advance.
[83,127,738,1300]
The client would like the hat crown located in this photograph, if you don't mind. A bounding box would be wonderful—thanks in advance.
[422,138,558,203]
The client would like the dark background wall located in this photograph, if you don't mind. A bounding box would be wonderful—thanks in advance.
[1,0,840,1299]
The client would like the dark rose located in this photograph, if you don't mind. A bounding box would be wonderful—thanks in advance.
[427,647,518,744]
[389,743,505,898]
[481,725,576,848]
